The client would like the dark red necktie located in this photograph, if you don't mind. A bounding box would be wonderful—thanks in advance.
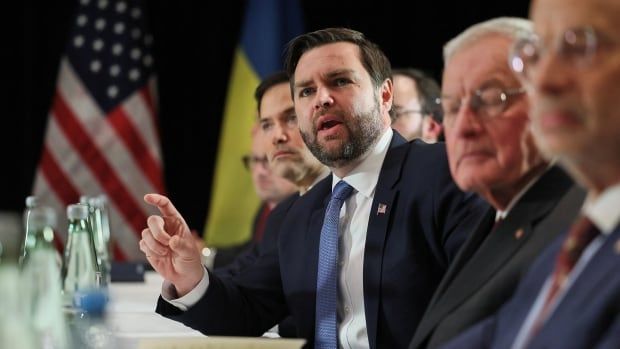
[530,216,600,335]
[253,204,272,242]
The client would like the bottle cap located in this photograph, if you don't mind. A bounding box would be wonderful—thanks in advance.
[67,204,89,220]
[25,196,38,208]
[28,206,57,230]
[98,194,108,205]
[88,196,102,209]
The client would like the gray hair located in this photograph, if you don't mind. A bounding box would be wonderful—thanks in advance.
[444,17,533,63]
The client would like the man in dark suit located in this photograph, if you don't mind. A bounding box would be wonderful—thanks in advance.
[440,0,620,347]
[214,71,328,272]
[212,123,298,269]
[139,28,484,349]
[216,71,330,338]
[409,18,586,349]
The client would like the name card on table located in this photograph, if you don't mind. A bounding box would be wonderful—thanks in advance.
[138,336,305,349]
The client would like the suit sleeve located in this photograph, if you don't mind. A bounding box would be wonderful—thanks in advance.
[214,194,298,279]
[155,195,298,336]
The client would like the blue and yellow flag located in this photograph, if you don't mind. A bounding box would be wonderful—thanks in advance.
[204,0,304,247]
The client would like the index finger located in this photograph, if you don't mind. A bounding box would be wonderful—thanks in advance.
[144,193,182,218]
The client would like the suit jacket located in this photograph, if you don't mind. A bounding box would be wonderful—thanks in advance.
[213,202,272,270]
[156,132,487,349]
[409,166,586,349]
[213,199,294,277]
[441,217,620,349]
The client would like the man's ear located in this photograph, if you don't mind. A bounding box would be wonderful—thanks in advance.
[423,116,443,143]
[381,78,393,118]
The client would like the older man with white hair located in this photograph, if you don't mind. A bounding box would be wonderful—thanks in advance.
[441,0,620,346]
[409,17,585,349]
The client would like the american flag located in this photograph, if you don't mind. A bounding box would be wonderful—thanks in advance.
[32,0,165,261]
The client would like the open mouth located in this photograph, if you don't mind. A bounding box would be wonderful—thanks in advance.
[318,119,342,131]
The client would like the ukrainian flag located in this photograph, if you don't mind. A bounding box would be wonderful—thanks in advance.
[204,0,304,247]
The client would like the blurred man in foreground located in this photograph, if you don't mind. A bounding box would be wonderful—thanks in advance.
[409,17,583,349]
[442,0,620,347]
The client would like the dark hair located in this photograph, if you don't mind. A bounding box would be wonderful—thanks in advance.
[392,68,443,123]
[254,71,290,115]
[284,27,392,92]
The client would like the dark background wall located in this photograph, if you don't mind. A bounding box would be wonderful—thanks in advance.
[8,0,530,233]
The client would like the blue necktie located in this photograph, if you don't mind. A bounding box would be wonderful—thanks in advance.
[315,180,354,349]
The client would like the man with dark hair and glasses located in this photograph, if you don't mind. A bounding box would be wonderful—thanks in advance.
[410,17,584,349]
[391,68,444,143]
[442,0,620,347]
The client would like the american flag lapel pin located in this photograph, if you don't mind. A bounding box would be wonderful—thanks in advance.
[377,203,387,215]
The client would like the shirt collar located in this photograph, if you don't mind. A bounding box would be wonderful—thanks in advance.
[331,128,393,199]
[495,164,552,221]
[582,182,620,235]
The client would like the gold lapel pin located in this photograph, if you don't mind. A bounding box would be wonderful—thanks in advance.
[514,228,524,240]
[614,239,620,254]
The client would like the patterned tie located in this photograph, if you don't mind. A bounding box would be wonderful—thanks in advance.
[530,215,600,335]
[315,180,354,349]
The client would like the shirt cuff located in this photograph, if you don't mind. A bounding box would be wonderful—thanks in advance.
[161,267,209,311]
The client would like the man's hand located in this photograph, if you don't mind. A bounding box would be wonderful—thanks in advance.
[140,193,204,297]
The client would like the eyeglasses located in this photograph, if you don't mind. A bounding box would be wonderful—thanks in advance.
[439,86,526,125]
[509,26,599,81]
[241,154,268,170]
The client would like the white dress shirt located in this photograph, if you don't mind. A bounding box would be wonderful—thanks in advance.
[163,128,393,349]
[511,182,620,349]
[331,127,392,349]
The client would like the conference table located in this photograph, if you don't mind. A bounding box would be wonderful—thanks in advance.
[103,271,305,349]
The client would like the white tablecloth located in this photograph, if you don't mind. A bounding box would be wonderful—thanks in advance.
[106,271,204,348]
[105,271,305,349]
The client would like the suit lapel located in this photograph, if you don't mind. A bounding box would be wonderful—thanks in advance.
[537,225,620,341]
[363,133,407,349]
[414,167,574,345]
[409,207,495,348]
[430,207,496,303]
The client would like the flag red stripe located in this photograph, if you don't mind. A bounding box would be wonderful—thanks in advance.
[40,143,128,261]
[52,92,148,238]
[112,242,126,262]
[40,144,81,205]
[108,105,165,193]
